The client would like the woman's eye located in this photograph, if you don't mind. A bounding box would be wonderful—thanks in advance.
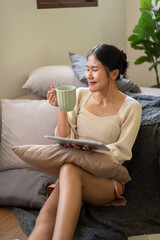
[86,68,98,73]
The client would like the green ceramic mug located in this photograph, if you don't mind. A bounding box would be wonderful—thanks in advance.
[54,85,76,112]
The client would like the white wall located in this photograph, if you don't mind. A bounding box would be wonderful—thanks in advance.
[0,0,126,132]
[126,0,159,87]
[0,0,126,100]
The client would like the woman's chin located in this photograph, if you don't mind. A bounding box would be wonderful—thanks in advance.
[88,82,97,90]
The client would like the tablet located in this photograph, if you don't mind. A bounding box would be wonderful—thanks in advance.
[44,135,110,151]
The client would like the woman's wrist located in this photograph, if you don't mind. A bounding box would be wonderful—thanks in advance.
[58,108,68,114]
[57,109,70,137]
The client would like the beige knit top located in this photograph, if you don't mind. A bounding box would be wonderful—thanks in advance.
[57,88,142,164]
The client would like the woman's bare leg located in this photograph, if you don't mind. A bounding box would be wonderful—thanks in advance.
[52,163,116,240]
[28,182,59,240]
[52,164,82,240]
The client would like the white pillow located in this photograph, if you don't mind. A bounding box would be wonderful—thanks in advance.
[22,65,81,98]
[0,99,58,171]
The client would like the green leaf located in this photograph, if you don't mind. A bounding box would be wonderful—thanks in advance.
[140,0,152,10]
[155,15,160,21]
[132,12,156,39]
[152,32,160,45]
[130,38,145,50]
[130,38,154,52]
[147,42,160,58]
[140,9,154,17]
[133,25,140,34]
[155,28,160,39]
[133,26,151,39]
[128,34,138,41]
[131,44,145,50]
[157,8,160,16]
[135,56,152,64]
[155,0,160,6]
[149,61,160,71]
[138,11,156,30]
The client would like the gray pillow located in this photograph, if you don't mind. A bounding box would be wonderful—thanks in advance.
[69,52,141,93]
[0,168,57,208]
[116,78,141,93]
[22,65,81,98]
[69,52,88,87]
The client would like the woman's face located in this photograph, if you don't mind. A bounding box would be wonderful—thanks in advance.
[85,54,110,93]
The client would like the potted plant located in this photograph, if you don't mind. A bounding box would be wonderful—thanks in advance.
[128,0,160,87]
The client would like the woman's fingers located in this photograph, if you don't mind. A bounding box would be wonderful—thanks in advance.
[82,145,92,151]
[47,89,58,107]
[72,144,81,149]
[64,143,81,149]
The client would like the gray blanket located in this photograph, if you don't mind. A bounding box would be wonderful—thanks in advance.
[13,94,160,240]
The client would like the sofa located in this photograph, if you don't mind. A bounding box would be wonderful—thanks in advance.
[0,52,160,240]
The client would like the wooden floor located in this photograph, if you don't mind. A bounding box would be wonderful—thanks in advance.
[0,206,27,240]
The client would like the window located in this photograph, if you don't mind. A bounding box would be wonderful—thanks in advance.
[37,0,98,9]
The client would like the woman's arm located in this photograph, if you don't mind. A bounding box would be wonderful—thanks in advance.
[47,88,71,138]
[56,109,70,137]
[48,87,91,139]
[107,98,142,163]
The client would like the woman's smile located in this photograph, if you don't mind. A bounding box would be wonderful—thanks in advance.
[88,81,97,85]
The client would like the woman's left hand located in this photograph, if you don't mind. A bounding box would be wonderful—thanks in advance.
[64,144,91,151]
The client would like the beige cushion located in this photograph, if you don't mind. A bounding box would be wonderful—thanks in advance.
[0,99,58,171]
[12,144,131,183]
[22,65,81,98]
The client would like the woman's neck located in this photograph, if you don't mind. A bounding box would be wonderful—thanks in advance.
[92,87,123,105]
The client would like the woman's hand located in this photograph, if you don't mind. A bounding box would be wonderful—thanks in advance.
[64,144,91,151]
[47,85,58,107]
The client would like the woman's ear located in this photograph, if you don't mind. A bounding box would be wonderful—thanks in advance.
[111,69,119,80]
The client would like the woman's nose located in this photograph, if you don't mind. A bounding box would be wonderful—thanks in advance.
[86,70,93,79]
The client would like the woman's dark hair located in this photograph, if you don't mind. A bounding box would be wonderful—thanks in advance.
[87,43,129,79]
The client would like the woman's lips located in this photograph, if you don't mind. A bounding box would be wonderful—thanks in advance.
[89,81,97,85]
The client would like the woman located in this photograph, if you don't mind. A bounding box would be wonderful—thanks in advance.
[28,43,142,240]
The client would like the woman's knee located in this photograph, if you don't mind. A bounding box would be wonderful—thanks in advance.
[59,163,82,181]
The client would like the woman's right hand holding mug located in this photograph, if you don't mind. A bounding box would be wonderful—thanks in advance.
[47,84,58,107]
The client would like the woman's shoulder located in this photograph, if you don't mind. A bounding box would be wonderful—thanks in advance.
[119,95,142,116]
[125,95,141,109]
[76,87,91,103]
[117,95,142,126]
[75,87,92,109]
[76,87,90,95]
